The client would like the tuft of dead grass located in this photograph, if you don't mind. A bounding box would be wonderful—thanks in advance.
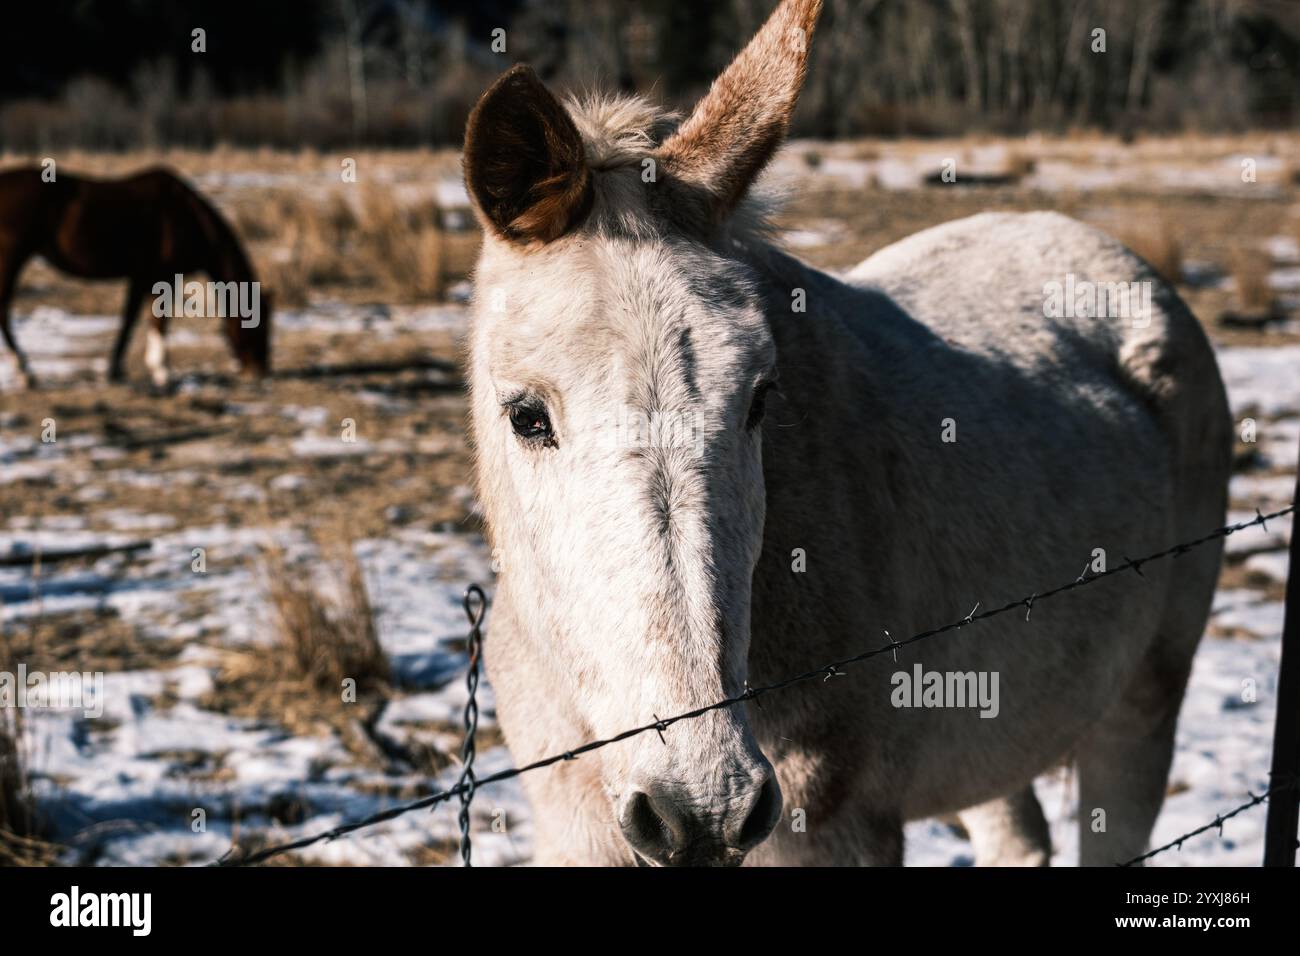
[1229,247,1278,315]
[8,608,184,674]
[0,686,60,865]
[0,713,35,864]
[242,186,446,308]
[202,528,391,758]
[1115,220,1184,285]
[359,188,445,301]
[1003,149,1037,180]
[263,534,388,694]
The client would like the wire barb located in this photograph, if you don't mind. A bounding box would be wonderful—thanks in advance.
[652,714,669,745]
[1117,779,1299,866]
[884,628,901,663]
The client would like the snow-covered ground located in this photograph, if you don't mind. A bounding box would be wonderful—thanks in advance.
[1,302,1294,866]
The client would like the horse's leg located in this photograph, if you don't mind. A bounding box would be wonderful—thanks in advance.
[0,254,35,390]
[144,304,172,390]
[1075,648,1191,866]
[108,278,149,384]
[958,785,1051,866]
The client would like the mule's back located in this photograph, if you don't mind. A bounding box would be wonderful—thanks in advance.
[840,210,1231,659]
[844,210,1231,528]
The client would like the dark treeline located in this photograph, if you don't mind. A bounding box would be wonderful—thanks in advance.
[1,0,1297,151]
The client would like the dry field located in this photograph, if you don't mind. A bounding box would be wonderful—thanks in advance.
[1,131,1298,865]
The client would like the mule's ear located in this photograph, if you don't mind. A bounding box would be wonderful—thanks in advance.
[463,64,593,244]
[655,0,822,228]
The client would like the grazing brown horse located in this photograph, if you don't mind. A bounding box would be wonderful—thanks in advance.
[0,166,271,389]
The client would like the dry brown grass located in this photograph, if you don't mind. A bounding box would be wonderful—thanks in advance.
[0,633,61,866]
[203,528,391,756]
[0,712,40,865]
[1115,220,1184,285]
[264,534,388,694]
[359,188,446,300]
[1229,247,1278,315]
[239,187,447,308]
[1002,149,1038,180]
[8,608,184,674]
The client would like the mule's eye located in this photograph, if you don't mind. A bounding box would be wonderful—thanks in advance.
[746,382,774,431]
[507,399,553,444]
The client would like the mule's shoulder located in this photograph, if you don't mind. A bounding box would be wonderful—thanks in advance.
[836,210,1229,483]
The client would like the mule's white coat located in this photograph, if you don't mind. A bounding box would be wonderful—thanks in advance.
[466,1,1230,866]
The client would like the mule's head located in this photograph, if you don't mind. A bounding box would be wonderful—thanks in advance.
[465,0,821,866]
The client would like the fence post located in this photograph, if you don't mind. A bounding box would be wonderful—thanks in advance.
[1263,463,1300,866]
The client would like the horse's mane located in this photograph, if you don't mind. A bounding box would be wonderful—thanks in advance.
[168,173,256,283]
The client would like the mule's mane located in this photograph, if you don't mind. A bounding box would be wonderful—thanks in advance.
[563,92,778,245]
[565,93,679,171]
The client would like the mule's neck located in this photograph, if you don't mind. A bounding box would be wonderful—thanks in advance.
[737,238,905,675]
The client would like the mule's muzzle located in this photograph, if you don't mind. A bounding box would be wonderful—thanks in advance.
[618,766,782,866]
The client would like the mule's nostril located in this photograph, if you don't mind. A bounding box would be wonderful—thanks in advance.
[620,772,779,864]
[622,790,678,861]
[737,773,782,849]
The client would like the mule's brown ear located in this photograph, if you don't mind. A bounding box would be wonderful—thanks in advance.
[463,64,593,244]
[655,0,822,228]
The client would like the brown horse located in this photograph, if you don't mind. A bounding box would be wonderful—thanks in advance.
[0,166,271,389]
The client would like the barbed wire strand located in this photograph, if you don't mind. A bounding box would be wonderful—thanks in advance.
[215,502,1295,868]
[1119,775,1300,867]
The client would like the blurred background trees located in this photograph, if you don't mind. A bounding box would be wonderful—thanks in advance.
[1,0,1297,151]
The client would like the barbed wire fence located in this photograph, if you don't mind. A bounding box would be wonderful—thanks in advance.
[1120,776,1299,867]
[215,503,1298,869]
